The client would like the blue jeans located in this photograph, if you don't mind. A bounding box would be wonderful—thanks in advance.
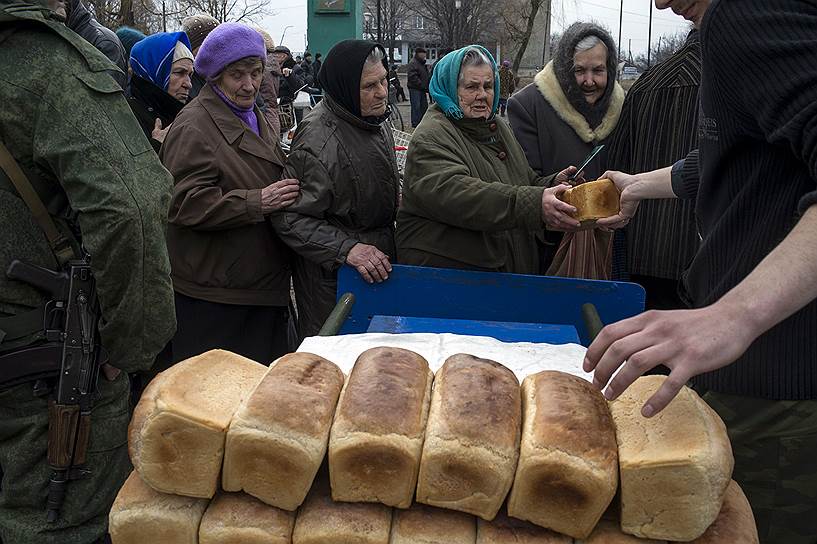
[410,88,428,127]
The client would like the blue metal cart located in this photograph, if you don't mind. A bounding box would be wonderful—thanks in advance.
[320,265,646,347]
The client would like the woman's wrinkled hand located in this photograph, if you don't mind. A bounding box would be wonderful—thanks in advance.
[261,178,300,213]
[151,118,171,144]
[542,184,581,231]
[554,165,584,186]
[346,243,392,284]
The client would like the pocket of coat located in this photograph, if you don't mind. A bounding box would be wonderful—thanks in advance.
[75,71,154,157]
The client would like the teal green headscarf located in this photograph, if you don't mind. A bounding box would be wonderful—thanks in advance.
[429,45,500,120]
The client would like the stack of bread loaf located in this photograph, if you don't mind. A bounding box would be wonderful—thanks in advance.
[110,347,758,543]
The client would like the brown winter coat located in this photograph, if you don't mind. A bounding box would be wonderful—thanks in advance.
[260,53,281,136]
[160,84,291,306]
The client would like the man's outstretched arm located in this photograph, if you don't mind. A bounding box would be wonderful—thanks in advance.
[584,204,817,417]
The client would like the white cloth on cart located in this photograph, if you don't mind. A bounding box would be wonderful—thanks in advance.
[297,333,591,382]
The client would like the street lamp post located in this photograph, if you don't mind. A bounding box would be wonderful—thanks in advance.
[618,0,623,62]
[647,0,654,67]
[376,0,382,44]
[454,0,461,49]
[280,25,294,45]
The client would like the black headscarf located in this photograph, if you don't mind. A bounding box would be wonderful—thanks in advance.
[318,39,388,119]
[553,22,618,129]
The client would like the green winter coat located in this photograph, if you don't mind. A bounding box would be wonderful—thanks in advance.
[0,2,175,542]
[396,104,556,274]
[0,0,176,372]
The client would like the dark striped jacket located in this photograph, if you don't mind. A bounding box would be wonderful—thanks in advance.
[607,31,701,280]
[675,0,817,400]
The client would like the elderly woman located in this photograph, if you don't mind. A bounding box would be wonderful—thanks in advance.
[271,40,399,340]
[128,32,194,151]
[396,45,580,273]
[160,23,300,364]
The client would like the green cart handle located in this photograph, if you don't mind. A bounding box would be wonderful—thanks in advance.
[318,293,356,336]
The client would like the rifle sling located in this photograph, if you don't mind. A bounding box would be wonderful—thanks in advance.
[0,343,62,389]
[0,306,44,344]
[0,141,75,266]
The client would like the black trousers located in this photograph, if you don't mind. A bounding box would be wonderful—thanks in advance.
[172,292,291,365]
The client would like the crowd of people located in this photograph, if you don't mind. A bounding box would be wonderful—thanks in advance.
[0,0,816,542]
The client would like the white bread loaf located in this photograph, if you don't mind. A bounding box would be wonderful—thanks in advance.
[416,354,521,520]
[128,350,267,498]
[559,179,620,223]
[199,492,295,544]
[610,376,734,541]
[476,511,572,544]
[109,471,208,544]
[507,371,618,539]
[292,476,392,544]
[389,503,476,544]
[577,519,667,543]
[329,346,433,508]
[692,480,758,544]
[223,352,344,510]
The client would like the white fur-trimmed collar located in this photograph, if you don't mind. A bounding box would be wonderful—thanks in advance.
[533,61,624,143]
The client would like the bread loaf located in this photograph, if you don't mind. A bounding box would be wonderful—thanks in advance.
[128,349,267,498]
[199,492,295,544]
[416,354,520,520]
[292,476,392,544]
[223,352,344,510]
[109,471,208,544]
[577,519,667,543]
[329,346,433,508]
[610,376,734,541]
[476,511,572,544]
[559,179,620,223]
[390,503,476,544]
[507,371,618,539]
[692,480,758,544]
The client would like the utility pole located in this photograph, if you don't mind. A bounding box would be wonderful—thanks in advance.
[161,0,166,32]
[647,0,653,67]
[376,0,382,44]
[618,0,623,61]
[541,0,552,67]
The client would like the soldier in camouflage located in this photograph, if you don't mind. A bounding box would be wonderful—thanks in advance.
[0,0,176,541]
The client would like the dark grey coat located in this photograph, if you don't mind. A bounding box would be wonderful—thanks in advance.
[508,61,624,276]
[272,95,399,339]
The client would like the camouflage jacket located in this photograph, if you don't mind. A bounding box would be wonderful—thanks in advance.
[0,0,176,373]
[499,67,516,99]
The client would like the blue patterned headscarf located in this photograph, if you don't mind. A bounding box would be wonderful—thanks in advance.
[429,45,500,120]
[130,32,192,91]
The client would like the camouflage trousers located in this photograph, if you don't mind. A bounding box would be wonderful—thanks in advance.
[703,391,817,544]
[0,371,132,544]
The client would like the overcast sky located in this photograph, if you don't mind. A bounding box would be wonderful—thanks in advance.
[259,0,691,56]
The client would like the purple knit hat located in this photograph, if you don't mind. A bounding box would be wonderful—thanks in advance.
[194,22,266,79]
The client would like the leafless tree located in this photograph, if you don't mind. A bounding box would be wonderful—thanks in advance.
[499,0,547,72]
[633,29,690,70]
[363,0,412,65]
[414,0,498,50]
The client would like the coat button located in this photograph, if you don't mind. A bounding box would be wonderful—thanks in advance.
[497,151,507,160]
[489,123,498,131]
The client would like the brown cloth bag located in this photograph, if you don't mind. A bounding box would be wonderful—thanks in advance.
[546,228,613,280]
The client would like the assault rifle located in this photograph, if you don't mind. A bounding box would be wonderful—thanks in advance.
[6,257,103,523]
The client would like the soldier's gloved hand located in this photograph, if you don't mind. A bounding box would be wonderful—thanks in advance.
[151,118,172,144]
[541,184,581,231]
[261,178,300,213]
[346,243,392,284]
